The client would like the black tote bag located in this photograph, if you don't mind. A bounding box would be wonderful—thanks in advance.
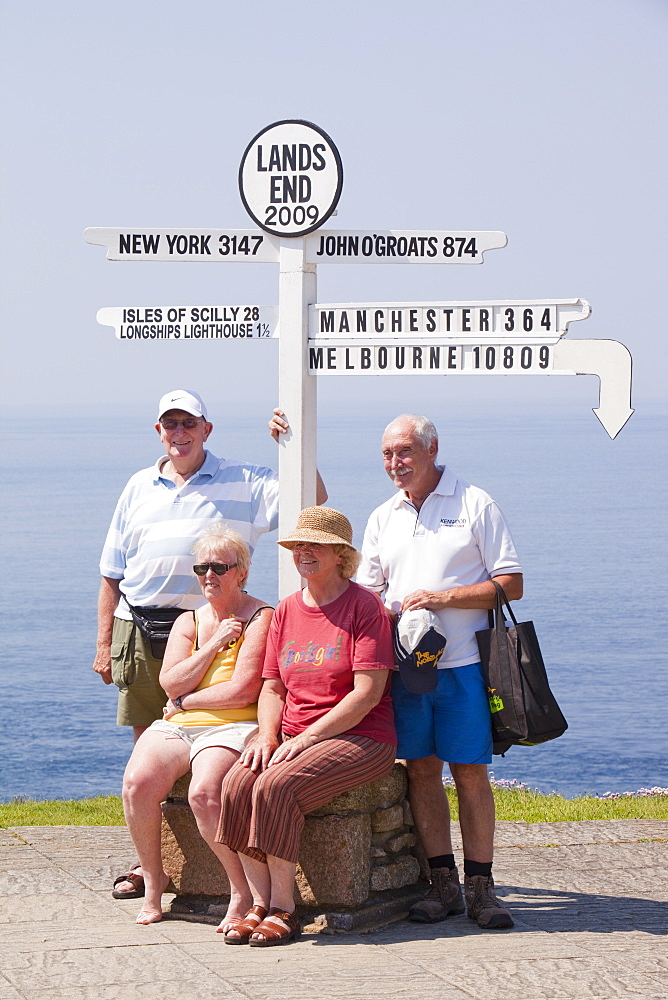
[475,582,568,755]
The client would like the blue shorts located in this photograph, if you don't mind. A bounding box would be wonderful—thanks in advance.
[391,662,492,764]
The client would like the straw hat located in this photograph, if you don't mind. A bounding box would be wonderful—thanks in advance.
[278,507,356,550]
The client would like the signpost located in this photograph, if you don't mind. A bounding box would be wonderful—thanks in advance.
[85,118,634,594]
[97,305,278,341]
[305,231,507,263]
[239,120,343,237]
[553,339,634,439]
[309,299,590,340]
[83,228,280,262]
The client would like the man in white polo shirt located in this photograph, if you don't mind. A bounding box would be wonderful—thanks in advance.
[92,389,326,899]
[358,414,523,930]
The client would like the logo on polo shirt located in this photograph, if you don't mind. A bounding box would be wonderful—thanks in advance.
[440,517,467,527]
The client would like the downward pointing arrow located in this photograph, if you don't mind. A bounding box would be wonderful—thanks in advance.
[552,339,634,439]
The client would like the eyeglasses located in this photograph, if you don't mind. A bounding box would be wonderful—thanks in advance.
[160,417,203,431]
[193,562,238,576]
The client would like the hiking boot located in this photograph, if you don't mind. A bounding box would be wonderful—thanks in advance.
[464,874,514,929]
[408,866,465,923]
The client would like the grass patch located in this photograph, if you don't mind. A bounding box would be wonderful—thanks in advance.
[1,785,666,827]
[446,784,668,823]
[449,787,668,822]
[0,795,125,827]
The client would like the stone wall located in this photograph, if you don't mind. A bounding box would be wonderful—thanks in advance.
[162,762,426,932]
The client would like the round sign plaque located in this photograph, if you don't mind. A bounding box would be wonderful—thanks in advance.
[239,120,343,238]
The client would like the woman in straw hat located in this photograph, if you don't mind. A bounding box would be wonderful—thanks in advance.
[216,507,397,946]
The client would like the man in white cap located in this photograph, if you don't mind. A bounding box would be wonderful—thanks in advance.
[92,389,326,899]
[358,414,523,930]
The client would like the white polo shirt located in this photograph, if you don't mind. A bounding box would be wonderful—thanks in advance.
[358,466,522,669]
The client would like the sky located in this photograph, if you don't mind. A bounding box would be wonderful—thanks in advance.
[1,0,666,426]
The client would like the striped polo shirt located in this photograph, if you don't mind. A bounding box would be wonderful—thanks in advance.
[99,450,278,619]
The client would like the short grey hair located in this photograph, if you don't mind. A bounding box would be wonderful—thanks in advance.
[384,414,438,451]
[192,524,251,588]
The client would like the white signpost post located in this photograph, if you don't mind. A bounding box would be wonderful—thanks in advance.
[85,119,634,596]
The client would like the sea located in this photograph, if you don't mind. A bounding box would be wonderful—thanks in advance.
[2,404,666,801]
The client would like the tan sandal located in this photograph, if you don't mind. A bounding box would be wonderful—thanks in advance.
[222,904,268,945]
[249,907,301,947]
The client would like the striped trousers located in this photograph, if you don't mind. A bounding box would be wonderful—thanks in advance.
[216,734,396,864]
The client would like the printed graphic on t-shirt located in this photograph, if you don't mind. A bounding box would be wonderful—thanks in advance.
[279,635,343,670]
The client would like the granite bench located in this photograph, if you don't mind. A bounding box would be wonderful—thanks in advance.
[160,762,427,932]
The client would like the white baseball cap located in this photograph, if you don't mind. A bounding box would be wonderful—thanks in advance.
[157,389,208,420]
[394,609,446,694]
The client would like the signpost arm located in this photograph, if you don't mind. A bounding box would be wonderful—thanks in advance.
[278,239,318,598]
[553,338,634,439]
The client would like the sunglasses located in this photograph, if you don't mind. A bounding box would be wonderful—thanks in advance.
[193,562,238,576]
[160,417,203,431]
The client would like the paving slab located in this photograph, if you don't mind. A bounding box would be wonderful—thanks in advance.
[8,827,135,849]
[0,916,193,955]
[0,831,26,847]
[0,821,666,1000]
[0,984,23,1000]
[492,819,668,845]
[183,935,413,970]
[422,957,666,999]
[377,926,593,959]
[9,988,248,1000]
[152,919,232,943]
[228,964,473,1000]
[512,842,666,868]
[0,855,55,871]
[0,892,134,925]
[0,869,94,897]
[1,943,224,990]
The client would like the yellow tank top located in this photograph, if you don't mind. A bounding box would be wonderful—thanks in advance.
[169,608,268,726]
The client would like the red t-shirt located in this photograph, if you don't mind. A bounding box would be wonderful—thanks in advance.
[262,582,396,745]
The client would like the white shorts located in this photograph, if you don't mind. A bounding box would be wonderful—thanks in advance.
[147,719,259,763]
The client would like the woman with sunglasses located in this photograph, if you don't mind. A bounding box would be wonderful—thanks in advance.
[121,523,273,926]
[216,507,396,947]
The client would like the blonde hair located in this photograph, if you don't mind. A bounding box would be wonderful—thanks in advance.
[333,542,362,580]
[193,524,251,588]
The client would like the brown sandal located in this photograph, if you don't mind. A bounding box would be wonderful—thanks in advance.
[222,904,268,945]
[249,907,301,947]
[112,865,144,899]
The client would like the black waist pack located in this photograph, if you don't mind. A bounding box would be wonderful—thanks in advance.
[128,604,185,659]
[475,582,568,755]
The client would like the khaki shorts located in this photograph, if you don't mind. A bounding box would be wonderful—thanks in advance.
[148,719,259,762]
[111,618,167,727]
